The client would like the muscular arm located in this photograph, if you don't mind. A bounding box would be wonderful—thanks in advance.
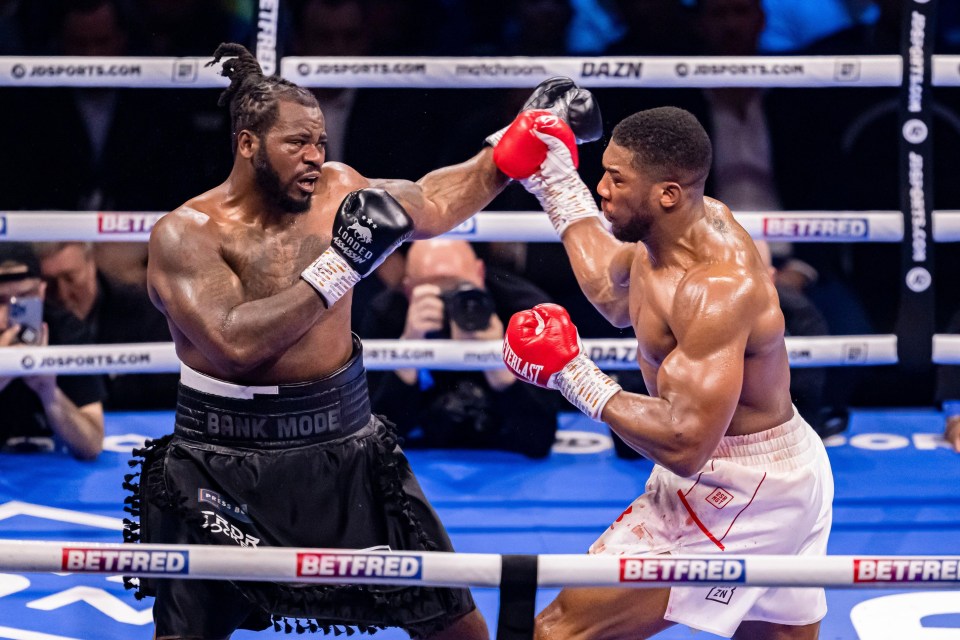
[148,211,328,378]
[600,272,756,476]
[560,219,633,327]
[372,148,510,239]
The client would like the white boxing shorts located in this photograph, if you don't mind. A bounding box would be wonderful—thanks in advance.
[589,408,833,637]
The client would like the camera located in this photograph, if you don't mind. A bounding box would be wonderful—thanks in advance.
[431,282,496,337]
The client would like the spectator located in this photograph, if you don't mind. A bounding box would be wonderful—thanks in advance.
[36,242,179,410]
[0,243,105,459]
[358,239,561,458]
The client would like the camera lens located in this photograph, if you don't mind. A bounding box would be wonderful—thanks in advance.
[444,283,496,332]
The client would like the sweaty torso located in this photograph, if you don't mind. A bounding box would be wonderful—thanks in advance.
[158,163,366,383]
[628,198,793,436]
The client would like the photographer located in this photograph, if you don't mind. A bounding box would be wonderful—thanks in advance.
[358,239,561,458]
[0,243,105,459]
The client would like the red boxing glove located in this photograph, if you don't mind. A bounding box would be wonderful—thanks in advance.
[503,303,580,388]
[493,110,578,180]
[503,303,621,420]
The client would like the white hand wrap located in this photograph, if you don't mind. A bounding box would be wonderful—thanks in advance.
[301,249,362,307]
[552,353,622,421]
[520,130,603,237]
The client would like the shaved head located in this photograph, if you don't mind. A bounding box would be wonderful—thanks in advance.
[405,240,485,290]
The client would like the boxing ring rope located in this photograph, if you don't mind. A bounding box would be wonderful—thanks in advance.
[1,54,959,88]
[0,334,902,378]
[2,540,959,590]
[0,209,927,242]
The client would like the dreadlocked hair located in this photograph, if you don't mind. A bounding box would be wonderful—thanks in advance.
[206,43,318,152]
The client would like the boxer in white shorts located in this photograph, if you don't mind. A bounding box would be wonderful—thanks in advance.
[494,105,834,639]
[590,408,833,636]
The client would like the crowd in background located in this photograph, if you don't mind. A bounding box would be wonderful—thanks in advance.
[1,0,959,455]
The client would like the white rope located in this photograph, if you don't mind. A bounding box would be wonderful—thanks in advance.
[2,54,956,89]
[0,54,939,88]
[1,541,958,589]
[0,336,900,377]
[0,210,932,242]
[0,56,228,88]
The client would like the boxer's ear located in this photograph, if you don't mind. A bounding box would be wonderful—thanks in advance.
[236,129,258,159]
[659,182,682,210]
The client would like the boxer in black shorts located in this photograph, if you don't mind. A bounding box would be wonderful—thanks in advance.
[124,42,601,638]
[131,337,473,636]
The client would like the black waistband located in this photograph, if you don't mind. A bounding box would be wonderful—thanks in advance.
[174,341,372,448]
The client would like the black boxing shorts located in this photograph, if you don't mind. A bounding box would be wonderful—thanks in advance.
[123,336,476,638]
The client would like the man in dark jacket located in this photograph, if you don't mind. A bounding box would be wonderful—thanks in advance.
[36,242,178,410]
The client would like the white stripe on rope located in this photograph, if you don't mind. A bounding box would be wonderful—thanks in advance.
[7,55,960,89]
[1,541,958,589]
[0,336,899,377]
[0,210,936,242]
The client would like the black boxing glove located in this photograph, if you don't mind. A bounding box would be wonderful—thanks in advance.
[486,76,603,148]
[301,188,413,307]
[521,77,603,144]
